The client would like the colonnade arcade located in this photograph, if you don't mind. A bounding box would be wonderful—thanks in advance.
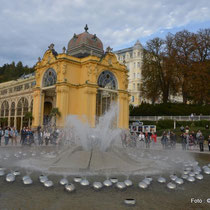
[0,96,33,130]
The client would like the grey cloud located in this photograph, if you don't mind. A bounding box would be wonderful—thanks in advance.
[0,0,209,66]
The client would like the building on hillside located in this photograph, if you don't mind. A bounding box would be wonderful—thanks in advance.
[0,25,129,130]
[114,40,147,106]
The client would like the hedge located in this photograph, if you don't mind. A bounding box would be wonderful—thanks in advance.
[130,103,210,116]
[137,120,210,139]
[137,120,210,130]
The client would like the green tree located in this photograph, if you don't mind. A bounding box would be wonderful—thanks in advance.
[24,112,34,127]
[0,118,8,127]
[142,37,178,103]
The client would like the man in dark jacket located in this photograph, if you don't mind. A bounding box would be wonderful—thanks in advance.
[180,133,187,150]
[0,127,4,146]
[161,132,168,149]
[198,135,204,152]
[21,127,27,145]
[170,132,176,149]
[207,135,210,152]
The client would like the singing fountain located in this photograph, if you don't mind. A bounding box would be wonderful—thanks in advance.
[15,104,172,175]
[0,104,210,210]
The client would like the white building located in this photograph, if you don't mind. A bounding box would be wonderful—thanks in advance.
[114,40,145,106]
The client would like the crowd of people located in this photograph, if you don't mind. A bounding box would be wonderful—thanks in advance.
[0,126,64,147]
[121,129,157,149]
[122,125,210,152]
[0,125,209,152]
[0,126,18,146]
[160,131,176,149]
[179,126,210,152]
[160,126,210,152]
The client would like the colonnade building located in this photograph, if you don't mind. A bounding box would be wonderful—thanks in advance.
[0,26,129,130]
[0,74,35,130]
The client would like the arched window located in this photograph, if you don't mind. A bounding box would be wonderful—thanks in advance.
[42,68,57,87]
[17,101,22,116]
[0,101,9,117]
[11,102,15,116]
[17,97,28,116]
[97,71,118,90]
[96,71,118,120]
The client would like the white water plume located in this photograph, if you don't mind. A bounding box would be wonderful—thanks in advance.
[65,103,121,152]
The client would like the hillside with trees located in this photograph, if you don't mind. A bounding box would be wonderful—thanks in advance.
[0,61,34,83]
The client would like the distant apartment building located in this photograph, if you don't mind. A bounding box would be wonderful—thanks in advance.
[114,40,145,106]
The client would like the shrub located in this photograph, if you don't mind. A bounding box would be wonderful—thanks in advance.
[194,120,210,127]
[157,120,174,129]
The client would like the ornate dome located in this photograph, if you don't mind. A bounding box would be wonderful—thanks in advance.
[67,25,104,58]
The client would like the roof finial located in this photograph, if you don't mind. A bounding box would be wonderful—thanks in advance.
[84,24,88,32]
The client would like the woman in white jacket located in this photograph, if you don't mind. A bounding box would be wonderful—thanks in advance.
[138,132,145,148]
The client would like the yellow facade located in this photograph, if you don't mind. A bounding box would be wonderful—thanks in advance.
[32,48,129,129]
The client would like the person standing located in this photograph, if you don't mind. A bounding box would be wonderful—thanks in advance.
[13,128,18,146]
[138,131,145,148]
[131,132,137,147]
[21,127,25,145]
[196,130,202,144]
[145,131,151,149]
[44,130,50,145]
[151,132,157,147]
[25,127,30,145]
[28,128,34,146]
[37,126,42,145]
[185,125,190,134]
[208,135,210,152]
[189,134,194,150]
[39,129,44,145]
[161,131,167,149]
[181,133,187,150]
[10,127,17,145]
[170,132,176,149]
[4,127,10,146]
[0,127,4,146]
[186,133,190,150]
[198,134,204,152]
[191,131,196,147]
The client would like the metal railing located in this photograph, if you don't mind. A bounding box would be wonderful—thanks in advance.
[129,115,210,121]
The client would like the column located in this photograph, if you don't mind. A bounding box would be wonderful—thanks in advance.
[20,104,23,130]
[56,85,69,127]
[118,91,129,129]
[118,92,124,128]
[14,106,17,128]
[32,88,44,128]
[85,86,97,127]
[8,103,11,127]
[39,91,45,126]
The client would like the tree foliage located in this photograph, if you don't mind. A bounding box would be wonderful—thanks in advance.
[141,28,210,104]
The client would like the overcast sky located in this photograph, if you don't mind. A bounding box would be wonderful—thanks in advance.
[0,0,210,67]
